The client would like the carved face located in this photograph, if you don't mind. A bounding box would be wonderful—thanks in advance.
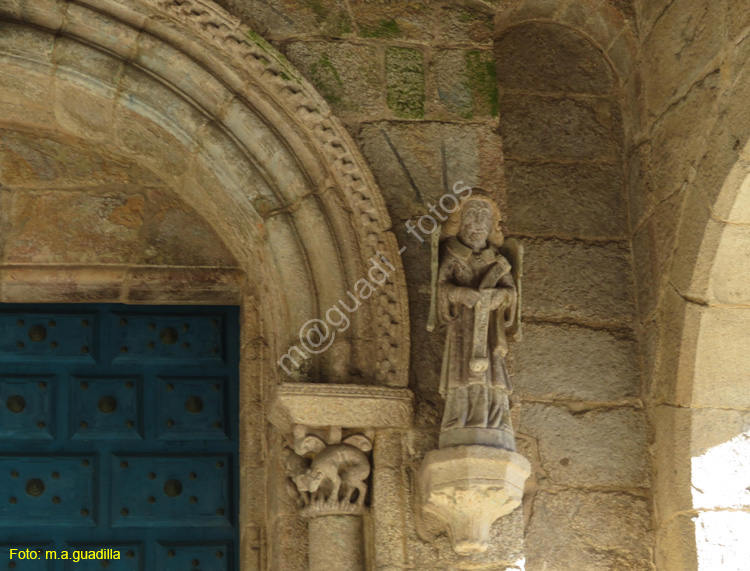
[458,201,493,246]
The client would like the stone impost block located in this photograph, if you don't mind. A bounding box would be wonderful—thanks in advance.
[417,446,530,556]
[269,383,413,432]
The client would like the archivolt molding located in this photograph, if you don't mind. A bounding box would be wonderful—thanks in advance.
[0,0,409,386]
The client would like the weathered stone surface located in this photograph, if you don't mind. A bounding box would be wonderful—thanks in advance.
[649,286,704,406]
[53,35,123,85]
[357,121,504,221]
[519,403,649,487]
[512,322,639,402]
[435,5,493,45]
[386,47,424,119]
[0,130,155,188]
[140,189,237,267]
[710,224,750,303]
[650,71,720,202]
[53,81,116,141]
[0,62,55,125]
[505,161,626,239]
[496,22,614,95]
[654,513,698,571]
[4,190,142,264]
[348,0,434,41]
[500,94,617,160]
[632,189,684,320]
[523,239,635,326]
[526,490,653,571]
[0,20,55,60]
[372,430,408,568]
[271,515,309,570]
[431,49,497,119]
[285,41,382,114]
[606,27,637,82]
[114,108,189,177]
[216,0,352,38]
[668,186,720,301]
[642,0,723,116]
[634,0,671,38]
[727,0,750,41]
[393,221,443,397]
[269,383,413,431]
[692,307,750,409]
[626,142,652,230]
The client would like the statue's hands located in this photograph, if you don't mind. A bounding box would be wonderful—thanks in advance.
[488,289,510,310]
[458,288,482,308]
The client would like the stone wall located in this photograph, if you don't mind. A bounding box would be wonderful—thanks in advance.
[214,0,654,568]
[0,128,241,296]
[496,19,651,571]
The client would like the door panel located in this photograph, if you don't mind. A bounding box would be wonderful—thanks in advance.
[0,304,240,570]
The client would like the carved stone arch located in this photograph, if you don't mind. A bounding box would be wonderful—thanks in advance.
[0,0,409,388]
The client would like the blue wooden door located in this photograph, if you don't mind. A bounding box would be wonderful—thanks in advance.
[0,304,240,570]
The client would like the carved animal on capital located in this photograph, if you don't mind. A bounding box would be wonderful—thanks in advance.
[294,433,372,506]
[284,448,312,507]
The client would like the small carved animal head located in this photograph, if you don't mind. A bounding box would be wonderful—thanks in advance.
[292,472,313,492]
[306,469,326,493]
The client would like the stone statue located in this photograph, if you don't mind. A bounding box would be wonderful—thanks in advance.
[428,191,522,450]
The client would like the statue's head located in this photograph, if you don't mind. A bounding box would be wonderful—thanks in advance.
[442,190,504,247]
[459,200,493,245]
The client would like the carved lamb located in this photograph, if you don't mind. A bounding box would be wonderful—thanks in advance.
[294,433,372,506]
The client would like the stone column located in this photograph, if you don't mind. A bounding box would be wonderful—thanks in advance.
[308,509,364,570]
[269,383,413,570]
[285,425,371,571]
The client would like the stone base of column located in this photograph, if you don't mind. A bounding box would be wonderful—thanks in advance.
[308,515,364,571]
[418,445,531,556]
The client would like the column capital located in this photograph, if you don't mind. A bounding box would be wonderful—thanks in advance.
[284,425,373,517]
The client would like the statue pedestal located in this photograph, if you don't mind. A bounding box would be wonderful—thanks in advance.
[418,446,531,556]
[439,426,517,449]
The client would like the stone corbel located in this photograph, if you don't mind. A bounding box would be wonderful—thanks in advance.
[417,446,530,555]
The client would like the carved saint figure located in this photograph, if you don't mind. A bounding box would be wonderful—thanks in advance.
[428,192,521,450]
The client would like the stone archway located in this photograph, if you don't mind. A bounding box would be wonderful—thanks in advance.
[0,0,410,568]
[651,147,750,570]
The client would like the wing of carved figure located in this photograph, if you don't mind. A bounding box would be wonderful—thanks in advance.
[499,237,523,343]
[426,224,442,332]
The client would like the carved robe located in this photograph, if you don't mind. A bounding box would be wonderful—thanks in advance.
[437,237,517,433]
